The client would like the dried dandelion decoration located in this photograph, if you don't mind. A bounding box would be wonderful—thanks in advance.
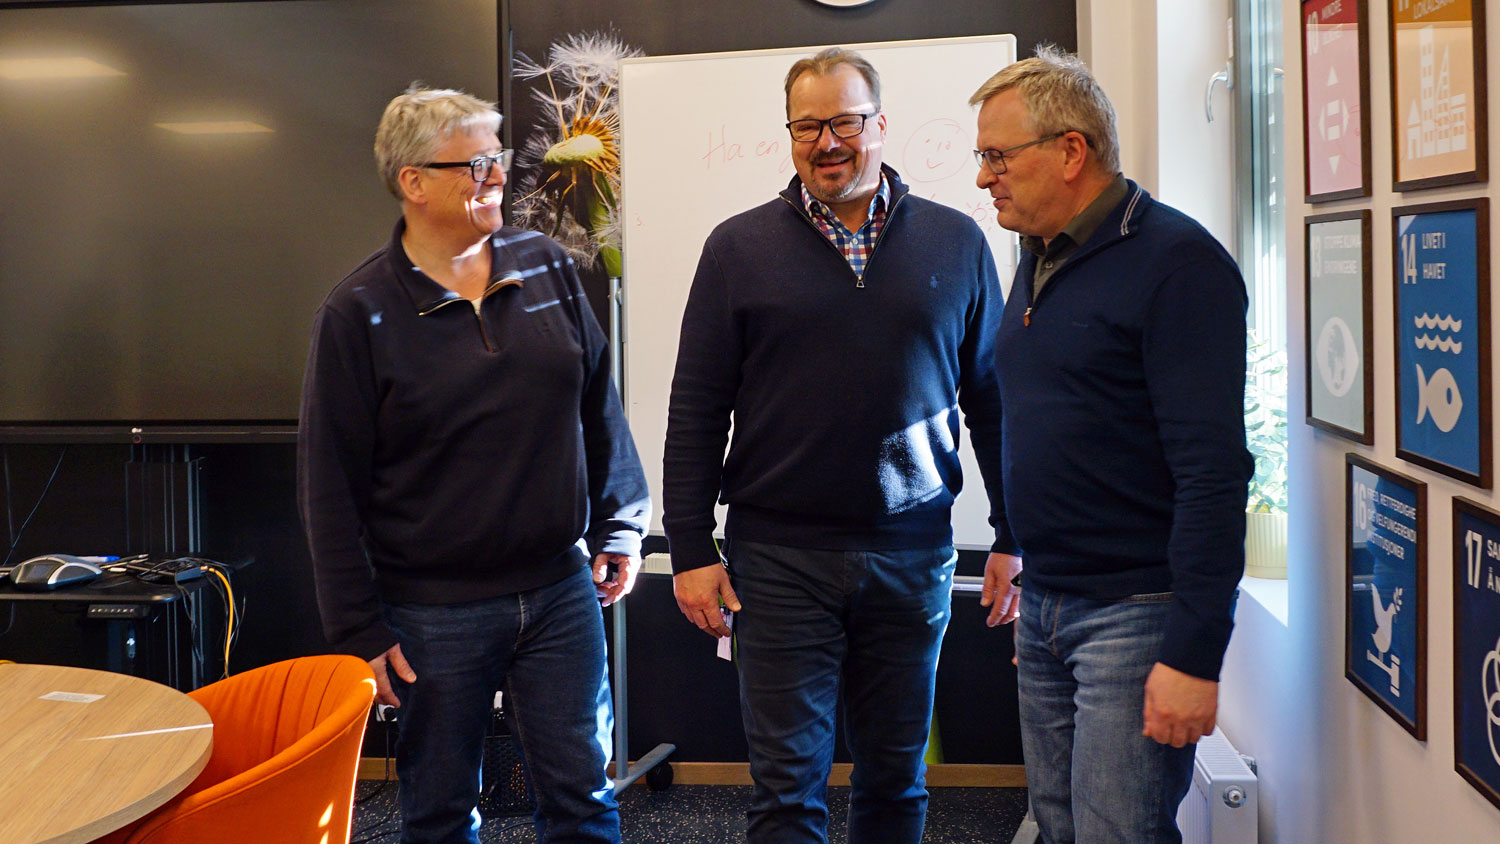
[512,32,643,277]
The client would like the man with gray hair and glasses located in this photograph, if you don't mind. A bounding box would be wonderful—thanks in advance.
[665,47,1017,844]
[298,84,649,844]
[970,46,1253,843]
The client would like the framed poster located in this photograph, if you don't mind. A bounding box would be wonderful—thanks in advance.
[1346,454,1427,739]
[1452,497,1500,810]
[1392,199,1491,487]
[1388,0,1488,190]
[1303,0,1372,201]
[1306,210,1374,442]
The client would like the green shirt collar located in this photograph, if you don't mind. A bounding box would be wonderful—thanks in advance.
[1021,173,1129,258]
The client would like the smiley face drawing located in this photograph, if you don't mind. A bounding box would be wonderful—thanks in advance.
[902,118,966,183]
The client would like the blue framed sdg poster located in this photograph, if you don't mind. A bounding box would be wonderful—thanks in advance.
[1346,454,1426,738]
[1453,497,1500,811]
[1392,199,1491,488]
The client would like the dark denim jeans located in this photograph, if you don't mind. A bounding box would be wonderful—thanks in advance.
[384,565,617,844]
[727,539,957,844]
[1015,581,1197,844]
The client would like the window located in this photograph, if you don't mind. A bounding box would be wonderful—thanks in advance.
[1234,0,1288,578]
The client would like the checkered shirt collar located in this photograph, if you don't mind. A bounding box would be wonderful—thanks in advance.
[800,175,890,229]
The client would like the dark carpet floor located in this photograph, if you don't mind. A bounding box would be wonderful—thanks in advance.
[350,781,1029,843]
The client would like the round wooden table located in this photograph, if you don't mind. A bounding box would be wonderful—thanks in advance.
[0,663,213,844]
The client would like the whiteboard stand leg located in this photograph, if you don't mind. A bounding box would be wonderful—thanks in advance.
[605,274,676,796]
[1009,808,1040,844]
[609,596,676,796]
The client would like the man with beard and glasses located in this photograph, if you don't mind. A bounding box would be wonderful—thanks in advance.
[662,48,1019,844]
[298,85,649,844]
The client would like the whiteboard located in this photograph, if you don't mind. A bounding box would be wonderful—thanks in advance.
[620,35,1017,549]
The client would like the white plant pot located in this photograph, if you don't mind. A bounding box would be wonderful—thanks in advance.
[1244,509,1288,579]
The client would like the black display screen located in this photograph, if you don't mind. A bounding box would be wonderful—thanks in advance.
[0,0,498,430]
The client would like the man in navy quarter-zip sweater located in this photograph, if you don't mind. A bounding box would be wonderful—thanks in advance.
[972,47,1254,844]
[664,48,1019,844]
[298,86,648,844]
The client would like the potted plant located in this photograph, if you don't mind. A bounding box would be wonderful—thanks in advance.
[1244,330,1288,578]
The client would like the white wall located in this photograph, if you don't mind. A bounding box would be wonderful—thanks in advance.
[1077,0,1159,194]
[1155,1,1237,251]
[1084,1,1500,841]
[1079,0,1235,252]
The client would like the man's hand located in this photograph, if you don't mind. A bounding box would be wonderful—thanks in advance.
[1142,662,1218,747]
[673,564,740,638]
[593,553,641,607]
[980,552,1023,627]
[370,643,416,708]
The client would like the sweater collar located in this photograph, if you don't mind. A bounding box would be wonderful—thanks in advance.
[385,217,527,314]
[1062,178,1151,258]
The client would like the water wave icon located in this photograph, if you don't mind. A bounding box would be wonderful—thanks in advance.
[1414,313,1463,331]
[1414,334,1463,353]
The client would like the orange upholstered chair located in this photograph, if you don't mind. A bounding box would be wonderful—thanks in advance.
[91,655,376,844]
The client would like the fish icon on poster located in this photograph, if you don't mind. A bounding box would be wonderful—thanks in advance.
[1415,364,1463,432]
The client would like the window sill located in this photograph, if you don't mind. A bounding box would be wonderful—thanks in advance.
[1238,574,1288,626]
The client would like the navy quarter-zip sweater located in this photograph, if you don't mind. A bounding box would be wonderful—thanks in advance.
[996,181,1254,681]
[297,221,650,660]
[663,166,1013,573]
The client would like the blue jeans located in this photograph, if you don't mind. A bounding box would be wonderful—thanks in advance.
[384,566,617,844]
[728,539,957,844]
[1015,582,1196,844]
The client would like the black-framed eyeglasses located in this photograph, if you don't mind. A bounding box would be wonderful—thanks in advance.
[786,112,877,143]
[420,149,514,182]
[973,132,1068,175]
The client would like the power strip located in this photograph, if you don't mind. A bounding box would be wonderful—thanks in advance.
[107,558,206,584]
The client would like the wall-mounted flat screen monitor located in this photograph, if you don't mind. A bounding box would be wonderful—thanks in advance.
[0,0,499,433]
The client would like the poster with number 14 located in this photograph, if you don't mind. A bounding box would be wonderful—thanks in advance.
[1392,199,1490,488]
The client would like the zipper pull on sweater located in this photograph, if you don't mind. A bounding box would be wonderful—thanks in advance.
[1024,307,1032,327]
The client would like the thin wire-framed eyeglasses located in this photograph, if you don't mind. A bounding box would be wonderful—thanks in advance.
[421,149,514,182]
[785,113,877,143]
[972,132,1068,175]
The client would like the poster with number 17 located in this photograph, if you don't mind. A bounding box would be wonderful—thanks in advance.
[1453,497,1500,811]
[1392,199,1490,488]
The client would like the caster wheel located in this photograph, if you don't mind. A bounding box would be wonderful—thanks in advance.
[645,762,674,791]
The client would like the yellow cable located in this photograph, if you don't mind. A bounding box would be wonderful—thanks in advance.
[204,567,234,678]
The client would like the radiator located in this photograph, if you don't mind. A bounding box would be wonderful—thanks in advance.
[1176,727,1259,844]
